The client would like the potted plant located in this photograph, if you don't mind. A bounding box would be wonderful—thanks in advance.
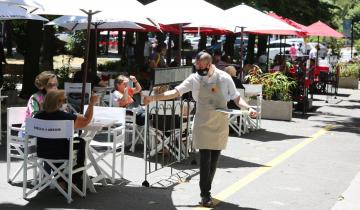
[246,70,297,121]
[337,61,359,89]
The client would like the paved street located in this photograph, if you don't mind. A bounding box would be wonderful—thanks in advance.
[0,86,359,210]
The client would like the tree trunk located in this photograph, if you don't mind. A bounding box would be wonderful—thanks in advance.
[135,32,147,68]
[20,20,43,99]
[4,21,13,57]
[257,35,268,59]
[41,25,55,71]
[198,34,207,52]
[123,31,134,59]
[117,30,123,56]
[224,34,235,58]
[245,34,256,65]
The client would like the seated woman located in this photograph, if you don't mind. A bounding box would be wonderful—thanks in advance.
[19,71,58,138]
[26,71,58,119]
[112,75,145,125]
[34,89,98,188]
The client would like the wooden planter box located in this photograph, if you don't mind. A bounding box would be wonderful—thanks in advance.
[338,77,359,89]
[261,100,293,121]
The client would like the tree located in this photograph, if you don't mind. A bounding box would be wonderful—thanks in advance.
[41,25,55,71]
[20,20,43,99]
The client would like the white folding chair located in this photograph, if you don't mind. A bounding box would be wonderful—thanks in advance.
[110,90,147,153]
[64,82,92,112]
[6,107,37,184]
[83,106,126,184]
[243,84,262,130]
[23,118,86,203]
[228,88,248,136]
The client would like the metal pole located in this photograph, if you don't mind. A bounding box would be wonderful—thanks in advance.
[80,11,92,114]
[351,19,354,59]
[178,24,183,67]
[240,27,244,69]
[316,36,319,67]
[266,35,270,72]
[79,10,100,114]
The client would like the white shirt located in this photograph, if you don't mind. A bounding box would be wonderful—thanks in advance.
[175,67,240,102]
[309,48,317,59]
[111,90,122,107]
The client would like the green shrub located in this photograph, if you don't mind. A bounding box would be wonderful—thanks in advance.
[66,31,86,57]
[338,62,360,77]
[260,72,297,101]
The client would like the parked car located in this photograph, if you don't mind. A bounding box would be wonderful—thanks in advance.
[305,42,328,59]
[266,38,305,60]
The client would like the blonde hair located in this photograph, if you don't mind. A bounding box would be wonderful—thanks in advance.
[34,71,57,90]
[224,66,237,77]
[114,75,128,90]
[43,90,65,113]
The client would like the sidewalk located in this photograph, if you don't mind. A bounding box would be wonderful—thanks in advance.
[0,85,359,209]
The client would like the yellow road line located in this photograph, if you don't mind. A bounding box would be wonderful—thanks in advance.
[193,125,334,209]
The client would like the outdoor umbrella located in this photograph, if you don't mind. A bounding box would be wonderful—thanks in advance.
[185,3,300,67]
[306,21,344,66]
[47,15,145,31]
[306,21,344,38]
[0,2,47,21]
[145,0,226,65]
[30,0,156,113]
[0,0,43,8]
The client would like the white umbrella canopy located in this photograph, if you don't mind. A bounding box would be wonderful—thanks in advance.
[0,0,43,8]
[32,0,154,26]
[0,2,47,21]
[47,15,144,31]
[186,3,299,33]
[145,0,225,25]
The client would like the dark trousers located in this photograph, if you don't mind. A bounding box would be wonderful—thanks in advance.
[199,149,221,197]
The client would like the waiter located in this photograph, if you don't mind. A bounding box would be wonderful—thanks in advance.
[144,51,256,207]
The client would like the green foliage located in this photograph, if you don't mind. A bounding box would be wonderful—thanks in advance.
[2,75,22,91]
[66,31,86,57]
[54,56,73,88]
[97,60,133,74]
[261,72,297,101]
[337,60,360,78]
[248,71,297,101]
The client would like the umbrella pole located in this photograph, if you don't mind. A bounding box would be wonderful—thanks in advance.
[178,24,182,67]
[266,35,270,72]
[316,36,319,66]
[80,9,100,114]
[239,27,244,69]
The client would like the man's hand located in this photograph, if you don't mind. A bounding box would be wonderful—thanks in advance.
[143,96,152,105]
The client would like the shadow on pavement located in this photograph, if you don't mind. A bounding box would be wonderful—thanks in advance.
[2,180,181,210]
[314,117,360,135]
[238,129,307,142]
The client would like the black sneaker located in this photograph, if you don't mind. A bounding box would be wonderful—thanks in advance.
[199,196,213,207]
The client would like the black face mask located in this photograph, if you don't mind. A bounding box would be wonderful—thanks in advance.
[197,68,209,76]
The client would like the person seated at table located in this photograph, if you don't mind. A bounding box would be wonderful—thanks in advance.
[148,43,167,69]
[112,75,145,125]
[225,66,244,109]
[18,71,58,138]
[34,89,98,189]
[25,71,58,119]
